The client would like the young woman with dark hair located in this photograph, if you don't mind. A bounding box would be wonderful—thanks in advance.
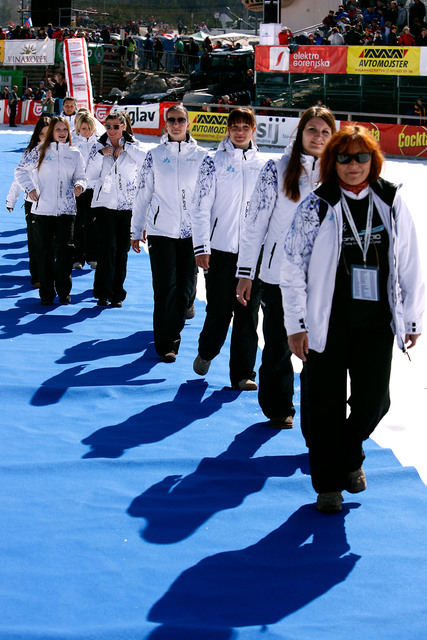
[236,105,336,427]
[6,116,52,286]
[191,107,266,388]
[15,116,87,305]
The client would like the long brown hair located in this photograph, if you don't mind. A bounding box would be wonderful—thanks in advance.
[26,116,51,152]
[320,124,384,184]
[37,116,71,170]
[283,106,336,202]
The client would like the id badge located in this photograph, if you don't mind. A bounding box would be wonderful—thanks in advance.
[351,265,379,301]
[103,175,112,193]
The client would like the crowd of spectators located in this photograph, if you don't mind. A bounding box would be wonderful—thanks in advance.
[292,0,427,46]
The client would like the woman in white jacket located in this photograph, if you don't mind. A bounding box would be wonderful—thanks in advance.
[131,104,207,362]
[236,106,336,426]
[87,110,147,307]
[281,125,424,513]
[71,112,100,270]
[6,116,51,287]
[191,107,266,389]
[15,116,87,305]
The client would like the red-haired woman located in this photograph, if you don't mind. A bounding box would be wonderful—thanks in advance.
[16,116,86,305]
[281,124,424,513]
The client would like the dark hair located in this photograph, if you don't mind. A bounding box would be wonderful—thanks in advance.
[165,104,189,120]
[320,124,384,184]
[26,116,51,152]
[283,106,336,202]
[227,107,256,129]
[37,116,71,170]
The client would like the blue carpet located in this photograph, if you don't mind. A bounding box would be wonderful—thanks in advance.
[0,131,426,640]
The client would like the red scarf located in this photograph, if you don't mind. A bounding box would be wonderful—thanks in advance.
[337,177,370,195]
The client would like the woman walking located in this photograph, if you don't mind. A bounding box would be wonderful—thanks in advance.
[281,125,424,513]
[15,116,86,305]
[131,104,207,362]
[6,116,51,287]
[236,106,336,426]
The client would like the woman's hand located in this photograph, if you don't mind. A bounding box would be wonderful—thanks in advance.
[113,145,124,159]
[28,189,39,202]
[74,185,83,197]
[131,239,141,253]
[405,333,421,349]
[288,331,309,362]
[196,254,210,270]
[101,147,114,156]
[236,278,252,307]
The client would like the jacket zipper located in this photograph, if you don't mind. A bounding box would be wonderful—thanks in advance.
[210,217,218,241]
[268,242,276,268]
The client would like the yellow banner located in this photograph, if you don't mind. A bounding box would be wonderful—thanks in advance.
[347,46,420,75]
[0,41,4,63]
[189,112,229,142]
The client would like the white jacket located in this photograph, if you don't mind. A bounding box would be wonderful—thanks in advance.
[6,148,34,209]
[87,131,147,211]
[237,145,320,284]
[280,179,425,353]
[191,137,266,255]
[15,142,87,216]
[131,134,207,240]
[71,132,100,188]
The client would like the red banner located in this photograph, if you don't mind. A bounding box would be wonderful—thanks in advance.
[340,121,427,157]
[255,45,347,74]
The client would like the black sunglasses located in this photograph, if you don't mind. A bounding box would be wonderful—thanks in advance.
[166,117,187,124]
[336,152,371,164]
[105,124,122,130]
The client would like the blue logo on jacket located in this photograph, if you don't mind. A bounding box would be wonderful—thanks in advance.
[163,157,171,164]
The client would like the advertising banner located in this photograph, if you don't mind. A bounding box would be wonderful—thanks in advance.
[55,41,104,65]
[22,99,43,125]
[2,39,55,65]
[0,41,4,63]
[63,38,93,112]
[189,112,229,141]
[0,100,23,125]
[347,46,420,76]
[256,115,300,147]
[340,121,427,157]
[255,45,347,74]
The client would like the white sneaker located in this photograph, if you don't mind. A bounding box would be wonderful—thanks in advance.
[193,354,211,375]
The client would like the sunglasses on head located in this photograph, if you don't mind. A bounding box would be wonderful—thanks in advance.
[105,124,122,130]
[336,152,371,164]
[166,116,187,124]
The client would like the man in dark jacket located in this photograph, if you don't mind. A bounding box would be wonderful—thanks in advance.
[8,85,18,127]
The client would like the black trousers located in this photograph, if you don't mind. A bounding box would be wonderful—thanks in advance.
[147,235,196,356]
[24,201,39,285]
[198,249,261,386]
[9,103,17,126]
[74,189,97,264]
[94,207,131,302]
[301,322,394,493]
[32,214,74,302]
[258,282,295,419]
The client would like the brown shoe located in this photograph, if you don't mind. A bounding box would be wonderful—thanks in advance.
[345,467,367,494]
[161,351,176,363]
[270,416,293,429]
[316,492,344,513]
[234,379,258,391]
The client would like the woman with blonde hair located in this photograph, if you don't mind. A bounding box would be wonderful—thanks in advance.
[236,105,336,427]
[131,104,207,361]
[16,116,86,305]
[281,124,424,513]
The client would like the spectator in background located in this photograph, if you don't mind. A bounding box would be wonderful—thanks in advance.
[0,26,7,40]
[416,26,427,45]
[143,33,154,70]
[386,1,399,25]
[373,29,385,44]
[203,36,213,53]
[409,0,426,31]
[328,26,345,44]
[388,25,399,44]
[188,37,199,72]
[397,2,408,31]
[322,9,336,33]
[100,25,110,43]
[398,25,416,45]
[21,87,34,101]
[409,96,426,124]
[154,37,165,70]
[47,23,54,38]
[48,72,67,115]
[41,89,55,116]
[33,82,46,101]
[0,86,9,100]
[8,85,18,127]
[278,26,293,44]
[411,17,425,37]
[175,37,184,72]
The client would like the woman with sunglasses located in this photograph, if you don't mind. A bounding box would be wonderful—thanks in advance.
[131,105,207,362]
[15,116,87,305]
[88,111,147,307]
[6,116,51,287]
[281,125,424,513]
[236,106,336,427]
[191,107,267,389]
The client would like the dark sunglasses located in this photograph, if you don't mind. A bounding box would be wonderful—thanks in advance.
[166,117,187,124]
[105,124,122,130]
[336,152,371,164]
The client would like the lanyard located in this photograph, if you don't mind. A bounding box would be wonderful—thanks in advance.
[341,189,373,266]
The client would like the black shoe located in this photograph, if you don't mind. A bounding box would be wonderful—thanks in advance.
[110,300,122,308]
[59,295,71,304]
[186,304,195,319]
[97,299,109,306]
[160,351,176,363]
